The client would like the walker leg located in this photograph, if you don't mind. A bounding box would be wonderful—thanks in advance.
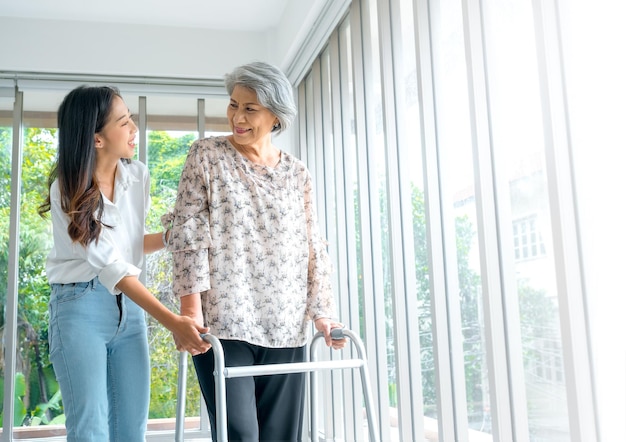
[202,334,228,442]
[309,329,380,442]
[175,351,188,442]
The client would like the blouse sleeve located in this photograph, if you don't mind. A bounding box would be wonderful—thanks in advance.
[167,141,213,296]
[303,170,337,320]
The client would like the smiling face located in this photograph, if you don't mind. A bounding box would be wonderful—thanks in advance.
[227,85,278,149]
[94,95,137,161]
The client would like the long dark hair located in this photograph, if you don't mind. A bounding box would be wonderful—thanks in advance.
[38,85,121,246]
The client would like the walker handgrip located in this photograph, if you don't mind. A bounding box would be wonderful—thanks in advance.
[331,327,345,340]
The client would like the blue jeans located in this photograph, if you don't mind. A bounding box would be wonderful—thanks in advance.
[48,277,150,442]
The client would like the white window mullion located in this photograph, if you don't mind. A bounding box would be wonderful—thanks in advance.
[318,47,347,441]
[350,1,392,440]
[310,59,327,239]
[461,0,515,439]
[413,0,472,440]
[376,0,425,440]
[1,89,23,442]
[329,26,364,442]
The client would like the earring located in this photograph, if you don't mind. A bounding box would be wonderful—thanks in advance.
[273,122,280,130]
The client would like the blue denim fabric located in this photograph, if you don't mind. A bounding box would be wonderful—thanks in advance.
[48,277,150,442]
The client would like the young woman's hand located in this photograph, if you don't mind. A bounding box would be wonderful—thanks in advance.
[114,277,210,354]
[175,292,209,355]
[170,315,210,355]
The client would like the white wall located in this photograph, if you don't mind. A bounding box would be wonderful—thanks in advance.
[267,0,328,70]
[0,0,341,80]
[0,1,342,155]
[0,17,267,79]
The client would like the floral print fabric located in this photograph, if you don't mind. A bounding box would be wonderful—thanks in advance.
[166,136,336,348]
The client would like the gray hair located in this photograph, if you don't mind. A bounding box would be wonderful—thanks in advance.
[224,61,297,135]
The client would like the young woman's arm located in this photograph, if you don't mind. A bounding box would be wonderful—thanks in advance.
[143,230,169,254]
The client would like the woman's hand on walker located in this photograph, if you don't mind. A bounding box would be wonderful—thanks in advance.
[314,318,347,350]
[172,315,211,355]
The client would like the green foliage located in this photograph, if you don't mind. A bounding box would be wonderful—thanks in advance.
[517,280,558,371]
[145,131,203,418]
[0,372,27,426]
[29,389,65,426]
[148,335,202,419]
[0,127,11,208]
[146,131,194,230]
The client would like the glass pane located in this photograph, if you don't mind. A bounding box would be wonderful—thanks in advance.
[142,94,228,431]
[432,0,494,437]
[338,20,364,339]
[143,95,200,427]
[362,0,394,435]
[339,16,368,439]
[482,1,569,440]
[564,2,626,441]
[396,0,439,437]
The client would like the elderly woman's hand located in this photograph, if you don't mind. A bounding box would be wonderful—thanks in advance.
[314,318,347,350]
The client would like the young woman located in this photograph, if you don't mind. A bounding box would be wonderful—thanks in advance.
[39,85,210,442]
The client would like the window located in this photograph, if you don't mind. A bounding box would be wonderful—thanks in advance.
[513,216,546,261]
[0,83,228,440]
[296,0,597,441]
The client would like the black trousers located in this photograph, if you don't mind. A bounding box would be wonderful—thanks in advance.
[193,340,306,442]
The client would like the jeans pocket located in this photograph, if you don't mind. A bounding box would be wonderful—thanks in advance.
[48,281,93,332]
[50,281,92,304]
[48,281,94,359]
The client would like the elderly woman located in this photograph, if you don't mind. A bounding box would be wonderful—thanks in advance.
[164,61,345,441]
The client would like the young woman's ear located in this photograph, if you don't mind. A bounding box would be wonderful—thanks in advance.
[94,134,103,148]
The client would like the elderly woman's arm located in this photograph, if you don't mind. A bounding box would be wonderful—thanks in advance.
[180,293,204,325]
[301,170,345,348]
[175,292,207,355]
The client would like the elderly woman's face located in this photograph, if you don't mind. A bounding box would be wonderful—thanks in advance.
[227,85,278,147]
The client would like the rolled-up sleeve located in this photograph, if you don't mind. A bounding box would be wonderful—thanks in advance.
[168,142,213,296]
[94,251,142,295]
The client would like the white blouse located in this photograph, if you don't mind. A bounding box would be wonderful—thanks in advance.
[46,160,147,295]
[166,136,335,348]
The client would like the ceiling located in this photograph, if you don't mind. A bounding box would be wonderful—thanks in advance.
[0,0,307,119]
[0,0,289,31]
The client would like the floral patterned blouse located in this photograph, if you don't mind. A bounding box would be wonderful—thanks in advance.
[165,136,336,348]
